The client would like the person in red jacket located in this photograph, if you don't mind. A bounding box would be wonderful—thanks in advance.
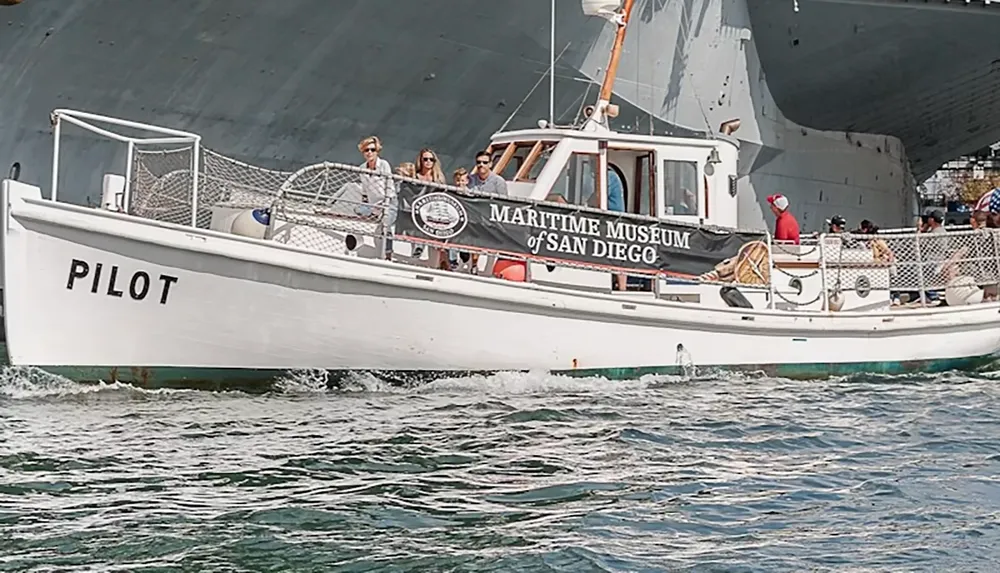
[767,194,800,244]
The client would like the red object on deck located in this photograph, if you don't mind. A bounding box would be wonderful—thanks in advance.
[493,259,527,282]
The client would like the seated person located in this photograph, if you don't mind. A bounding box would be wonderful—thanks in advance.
[673,188,698,216]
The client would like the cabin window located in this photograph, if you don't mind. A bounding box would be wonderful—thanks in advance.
[633,153,653,216]
[547,153,599,207]
[662,160,698,216]
[490,146,508,168]
[516,142,558,182]
[492,142,556,181]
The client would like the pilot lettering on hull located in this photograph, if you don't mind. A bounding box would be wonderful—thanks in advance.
[66,259,178,305]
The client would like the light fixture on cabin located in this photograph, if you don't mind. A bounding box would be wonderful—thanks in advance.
[538,119,550,129]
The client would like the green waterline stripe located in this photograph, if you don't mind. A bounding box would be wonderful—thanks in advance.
[2,352,994,389]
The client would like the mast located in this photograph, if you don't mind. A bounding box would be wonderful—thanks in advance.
[549,0,556,125]
[583,0,636,131]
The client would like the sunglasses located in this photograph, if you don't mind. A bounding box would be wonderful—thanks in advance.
[363,147,377,153]
[422,157,436,162]
[476,159,490,165]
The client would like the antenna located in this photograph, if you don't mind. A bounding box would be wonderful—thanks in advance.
[499,43,572,133]
[549,0,556,125]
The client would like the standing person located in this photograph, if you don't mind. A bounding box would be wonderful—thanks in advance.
[920,210,948,304]
[416,148,445,184]
[827,215,846,234]
[453,167,469,188]
[413,148,450,269]
[766,194,800,245]
[467,151,521,280]
[395,162,416,179]
[468,151,508,196]
[453,168,476,273]
[857,219,878,234]
[606,167,627,290]
[357,136,392,219]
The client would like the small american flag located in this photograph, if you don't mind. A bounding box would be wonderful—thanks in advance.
[973,188,1000,213]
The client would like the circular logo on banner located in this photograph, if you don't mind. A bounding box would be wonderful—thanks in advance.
[411,192,468,239]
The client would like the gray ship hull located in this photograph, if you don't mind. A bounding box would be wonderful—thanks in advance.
[2,0,995,232]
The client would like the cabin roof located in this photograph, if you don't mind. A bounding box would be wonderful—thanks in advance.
[489,126,739,150]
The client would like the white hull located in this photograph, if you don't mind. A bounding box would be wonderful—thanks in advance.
[4,182,999,381]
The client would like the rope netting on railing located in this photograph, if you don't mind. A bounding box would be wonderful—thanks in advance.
[129,147,290,228]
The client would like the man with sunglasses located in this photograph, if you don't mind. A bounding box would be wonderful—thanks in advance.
[468,150,508,196]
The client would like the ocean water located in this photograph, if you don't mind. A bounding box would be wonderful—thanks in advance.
[1,367,999,572]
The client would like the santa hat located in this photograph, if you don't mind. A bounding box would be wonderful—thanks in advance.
[767,194,789,212]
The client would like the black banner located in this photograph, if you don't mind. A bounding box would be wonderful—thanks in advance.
[394,182,769,282]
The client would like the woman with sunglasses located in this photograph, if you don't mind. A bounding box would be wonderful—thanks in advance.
[414,148,453,270]
[357,136,393,211]
[415,148,445,184]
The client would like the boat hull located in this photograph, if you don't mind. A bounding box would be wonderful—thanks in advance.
[4,182,1000,385]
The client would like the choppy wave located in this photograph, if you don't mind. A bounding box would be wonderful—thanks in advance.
[1,366,999,571]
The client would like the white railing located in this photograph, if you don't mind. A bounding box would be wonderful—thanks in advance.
[50,109,202,227]
[770,227,1000,310]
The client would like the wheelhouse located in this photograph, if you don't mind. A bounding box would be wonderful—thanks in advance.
[486,127,740,229]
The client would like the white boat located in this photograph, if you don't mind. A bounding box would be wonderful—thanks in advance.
[1,1,998,387]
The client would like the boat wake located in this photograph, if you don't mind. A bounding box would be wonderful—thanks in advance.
[0,365,709,401]
[0,366,135,400]
[1,362,993,402]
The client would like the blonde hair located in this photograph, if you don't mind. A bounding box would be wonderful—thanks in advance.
[395,162,416,178]
[416,148,445,184]
[358,136,382,153]
[453,167,468,185]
